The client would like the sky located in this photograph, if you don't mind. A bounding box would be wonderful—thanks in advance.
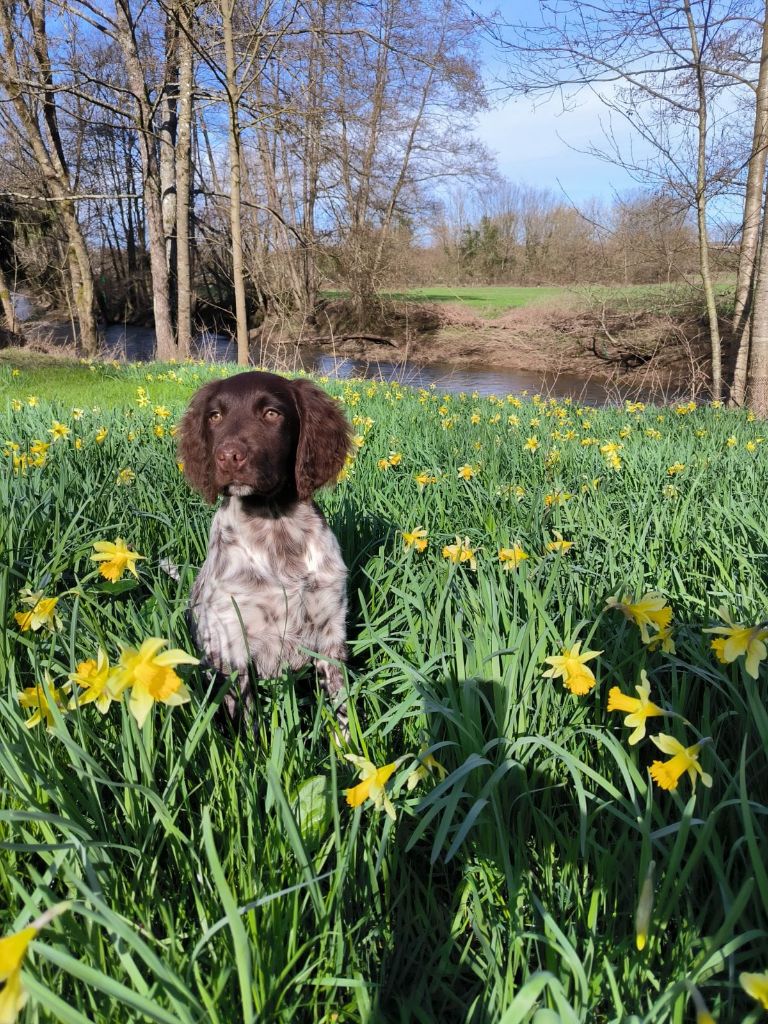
[469,1,651,205]
[472,92,647,205]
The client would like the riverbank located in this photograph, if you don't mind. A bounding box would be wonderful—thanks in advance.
[9,286,721,399]
[285,296,715,397]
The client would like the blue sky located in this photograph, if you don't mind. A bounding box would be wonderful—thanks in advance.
[472,91,646,204]
[470,1,649,204]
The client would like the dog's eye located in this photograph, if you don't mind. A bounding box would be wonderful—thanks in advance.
[264,408,281,421]
[208,410,222,423]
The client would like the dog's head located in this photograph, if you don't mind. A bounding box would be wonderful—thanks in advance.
[178,371,351,504]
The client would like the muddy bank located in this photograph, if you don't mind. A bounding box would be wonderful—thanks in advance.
[12,291,714,397]
[276,298,713,395]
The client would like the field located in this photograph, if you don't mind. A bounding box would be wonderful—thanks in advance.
[1,356,767,1023]
[382,282,738,319]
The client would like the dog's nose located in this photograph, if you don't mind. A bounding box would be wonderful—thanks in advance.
[215,443,247,469]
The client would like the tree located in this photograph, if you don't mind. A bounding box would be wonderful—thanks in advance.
[492,0,763,401]
[0,1,99,355]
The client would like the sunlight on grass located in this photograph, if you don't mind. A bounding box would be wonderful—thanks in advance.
[0,360,766,1022]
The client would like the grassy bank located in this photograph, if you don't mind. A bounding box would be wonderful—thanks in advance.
[1,360,766,1023]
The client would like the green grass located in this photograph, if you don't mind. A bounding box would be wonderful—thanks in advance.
[389,286,565,316]
[1,360,766,1023]
[326,281,736,318]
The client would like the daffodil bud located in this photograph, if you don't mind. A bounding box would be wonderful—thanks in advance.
[635,860,655,951]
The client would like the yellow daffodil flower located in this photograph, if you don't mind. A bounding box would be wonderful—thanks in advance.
[666,462,685,475]
[414,472,437,489]
[543,642,602,696]
[457,464,476,480]
[442,536,477,569]
[545,532,573,554]
[110,637,197,728]
[345,754,399,819]
[68,649,120,714]
[524,435,539,452]
[90,539,144,582]
[740,970,768,1010]
[649,734,712,792]
[0,904,69,1024]
[116,468,135,486]
[18,675,67,730]
[14,593,60,633]
[607,671,665,744]
[704,605,768,678]
[48,421,70,441]
[645,623,676,654]
[605,592,672,644]
[402,527,428,552]
[498,545,528,570]
[407,747,448,791]
[95,427,108,443]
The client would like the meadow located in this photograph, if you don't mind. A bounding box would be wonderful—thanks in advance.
[0,356,767,1023]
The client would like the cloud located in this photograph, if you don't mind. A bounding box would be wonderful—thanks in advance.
[472,91,648,202]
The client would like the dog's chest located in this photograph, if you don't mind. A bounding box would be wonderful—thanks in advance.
[189,501,346,674]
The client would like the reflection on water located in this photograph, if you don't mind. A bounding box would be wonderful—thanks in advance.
[305,354,666,405]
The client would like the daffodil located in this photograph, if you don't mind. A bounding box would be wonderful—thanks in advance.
[95,427,108,443]
[607,671,665,744]
[402,527,428,552]
[48,421,70,441]
[406,747,448,790]
[90,538,144,582]
[704,605,768,678]
[18,675,67,730]
[414,471,437,489]
[68,649,120,714]
[740,970,768,1010]
[442,536,477,569]
[498,545,528,570]
[524,435,539,452]
[635,860,655,951]
[0,904,69,1024]
[545,532,573,554]
[649,734,712,792]
[109,638,196,727]
[605,592,672,644]
[646,624,676,654]
[543,642,602,695]
[116,468,135,486]
[14,592,60,633]
[457,464,476,480]
[345,754,399,819]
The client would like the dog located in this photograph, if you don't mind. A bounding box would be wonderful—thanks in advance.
[178,370,351,733]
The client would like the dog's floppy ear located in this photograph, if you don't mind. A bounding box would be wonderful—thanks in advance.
[178,380,219,503]
[291,379,351,500]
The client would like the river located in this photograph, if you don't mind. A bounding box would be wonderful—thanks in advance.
[13,295,666,404]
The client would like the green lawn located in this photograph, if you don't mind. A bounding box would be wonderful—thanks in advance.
[1,361,766,1022]
[326,281,736,319]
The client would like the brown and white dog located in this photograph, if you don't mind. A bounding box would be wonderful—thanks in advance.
[178,371,351,732]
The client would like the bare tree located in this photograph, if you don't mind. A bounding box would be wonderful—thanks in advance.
[492,0,762,400]
[0,1,99,354]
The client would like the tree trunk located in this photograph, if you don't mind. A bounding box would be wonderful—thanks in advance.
[684,0,721,400]
[748,212,768,415]
[223,0,249,365]
[731,4,768,406]
[175,0,194,357]
[115,0,176,360]
[0,3,98,355]
[0,262,18,334]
